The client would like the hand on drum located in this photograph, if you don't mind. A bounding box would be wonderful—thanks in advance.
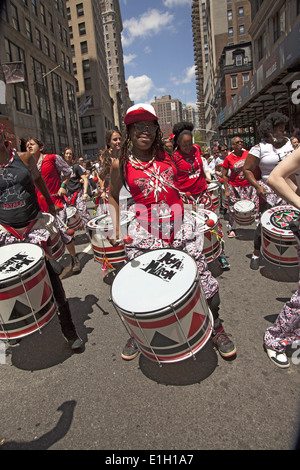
[256,185,266,198]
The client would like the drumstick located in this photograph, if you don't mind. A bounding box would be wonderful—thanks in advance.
[186,191,197,203]
[56,215,75,237]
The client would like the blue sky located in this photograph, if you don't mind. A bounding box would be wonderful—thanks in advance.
[119,0,197,107]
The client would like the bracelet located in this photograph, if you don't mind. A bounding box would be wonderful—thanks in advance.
[61,182,67,189]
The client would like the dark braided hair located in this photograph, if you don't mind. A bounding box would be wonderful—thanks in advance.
[258,112,289,141]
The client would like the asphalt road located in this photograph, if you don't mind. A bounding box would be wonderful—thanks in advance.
[0,200,300,452]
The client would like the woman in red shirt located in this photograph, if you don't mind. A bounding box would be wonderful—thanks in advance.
[172,122,230,270]
[108,104,236,361]
[222,137,259,238]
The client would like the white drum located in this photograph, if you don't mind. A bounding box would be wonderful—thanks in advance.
[193,209,222,263]
[207,182,220,209]
[233,199,255,225]
[111,248,213,364]
[261,205,300,267]
[0,243,56,340]
[42,213,65,260]
[66,206,82,231]
[87,211,134,266]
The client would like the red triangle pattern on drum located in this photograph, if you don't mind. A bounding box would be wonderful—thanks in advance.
[188,312,206,338]
[41,281,52,306]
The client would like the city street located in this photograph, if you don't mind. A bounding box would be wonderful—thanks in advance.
[0,200,300,452]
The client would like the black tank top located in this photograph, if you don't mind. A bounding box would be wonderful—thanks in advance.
[0,150,41,228]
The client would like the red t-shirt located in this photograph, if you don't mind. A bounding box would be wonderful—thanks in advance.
[173,145,207,195]
[125,150,183,235]
[222,150,250,187]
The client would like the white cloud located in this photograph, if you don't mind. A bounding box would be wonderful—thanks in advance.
[122,9,174,47]
[170,65,195,85]
[123,54,137,66]
[163,0,192,6]
[127,75,154,102]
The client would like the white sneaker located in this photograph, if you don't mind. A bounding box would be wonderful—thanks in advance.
[264,346,290,368]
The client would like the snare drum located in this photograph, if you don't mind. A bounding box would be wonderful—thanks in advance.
[261,205,300,267]
[193,209,222,263]
[42,213,65,260]
[207,182,220,209]
[87,212,134,266]
[66,206,82,231]
[233,199,255,225]
[111,248,213,364]
[0,243,56,340]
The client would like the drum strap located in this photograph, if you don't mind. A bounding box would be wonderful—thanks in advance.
[64,192,78,206]
[1,220,37,240]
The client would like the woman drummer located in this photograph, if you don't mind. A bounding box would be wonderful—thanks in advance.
[108,104,236,361]
[0,127,82,349]
[172,121,230,270]
[263,146,300,368]
[243,112,294,270]
[222,136,259,238]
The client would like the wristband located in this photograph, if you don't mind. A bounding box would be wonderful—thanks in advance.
[61,182,67,189]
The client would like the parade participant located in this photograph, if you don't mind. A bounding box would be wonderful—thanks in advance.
[243,112,294,269]
[0,128,82,350]
[108,104,236,360]
[222,136,259,238]
[263,146,300,368]
[106,129,122,161]
[26,138,81,273]
[291,137,299,150]
[202,152,216,179]
[173,121,230,270]
[63,147,91,232]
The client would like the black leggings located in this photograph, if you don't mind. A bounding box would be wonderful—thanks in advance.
[45,259,67,308]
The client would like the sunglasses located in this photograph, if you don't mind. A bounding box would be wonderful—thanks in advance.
[233,140,243,144]
[133,123,158,133]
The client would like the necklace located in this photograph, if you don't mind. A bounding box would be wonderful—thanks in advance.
[129,153,155,170]
[0,149,14,168]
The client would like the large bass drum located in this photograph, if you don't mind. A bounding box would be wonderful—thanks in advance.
[111,248,213,364]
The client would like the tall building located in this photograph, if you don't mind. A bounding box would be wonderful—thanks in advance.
[218,0,300,147]
[67,0,114,157]
[0,0,81,154]
[192,0,253,145]
[151,95,183,139]
[100,0,131,128]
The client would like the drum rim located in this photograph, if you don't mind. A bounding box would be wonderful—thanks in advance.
[111,247,199,314]
[261,205,300,235]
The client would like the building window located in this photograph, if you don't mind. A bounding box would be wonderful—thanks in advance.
[228,27,233,37]
[242,73,250,84]
[44,36,50,56]
[25,19,32,41]
[258,32,267,61]
[35,28,42,50]
[235,54,243,66]
[274,5,285,42]
[76,2,84,17]
[239,7,244,17]
[78,22,86,35]
[239,24,244,35]
[40,4,46,25]
[297,0,300,15]
[31,0,37,15]
[231,75,238,89]
[11,3,20,31]
[227,10,232,21]
[80,41,88,54]
[84,77,92,90]
[82,59,90,73]
[80,115,95,128]
[48,12,54,33]
[82,132,97,145]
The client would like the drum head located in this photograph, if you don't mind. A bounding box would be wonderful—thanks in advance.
[87,212,134,231]
[0,243,43,281]
[207,182,218,191]
[66,206,77,218]
[111,248,198,314]
[233,200,254,211]
[261,205,300,235]
[191,209,218,233]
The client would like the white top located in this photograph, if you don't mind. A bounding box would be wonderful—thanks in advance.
[249,139,294,182]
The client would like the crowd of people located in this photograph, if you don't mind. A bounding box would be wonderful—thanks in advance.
[0,105,299,370]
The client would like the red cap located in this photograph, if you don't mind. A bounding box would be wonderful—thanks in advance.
[124,103,158,126]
